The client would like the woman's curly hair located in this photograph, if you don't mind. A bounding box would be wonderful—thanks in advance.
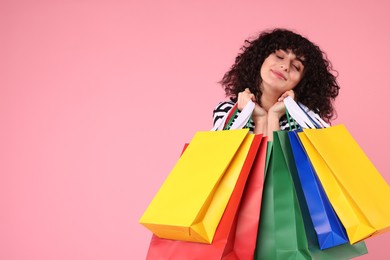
[220,28,340,122]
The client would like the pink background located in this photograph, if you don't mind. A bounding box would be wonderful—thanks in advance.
[1,0,390,259]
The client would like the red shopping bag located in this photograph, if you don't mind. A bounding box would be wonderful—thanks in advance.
[146,135,265,260]
[222,137,267,259]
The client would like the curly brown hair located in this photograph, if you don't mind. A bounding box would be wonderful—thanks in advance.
[220,28,340,122]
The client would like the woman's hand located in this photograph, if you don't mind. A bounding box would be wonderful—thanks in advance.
[237,88,267,135]
[265,90,295,140]
[268,90,295,119]
[237,88,267,118]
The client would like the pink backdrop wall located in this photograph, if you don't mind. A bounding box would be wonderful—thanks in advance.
[1,0,390,259]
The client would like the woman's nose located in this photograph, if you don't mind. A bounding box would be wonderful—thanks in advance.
[280,63,289,71]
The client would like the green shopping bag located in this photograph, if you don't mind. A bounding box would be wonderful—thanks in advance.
[255,134,311,259]
[255,131,368,260]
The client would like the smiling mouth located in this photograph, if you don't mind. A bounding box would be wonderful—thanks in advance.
[271,70,287,80]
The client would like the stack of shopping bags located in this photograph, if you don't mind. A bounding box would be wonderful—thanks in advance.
[139,98,390,259]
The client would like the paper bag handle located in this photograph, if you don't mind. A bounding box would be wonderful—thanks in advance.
[283,96,329,129]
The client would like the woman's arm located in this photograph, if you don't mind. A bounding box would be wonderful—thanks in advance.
[266,90,295,140]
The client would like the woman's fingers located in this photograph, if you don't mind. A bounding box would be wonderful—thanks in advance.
[277,90,295,101]
[238,89,256,110]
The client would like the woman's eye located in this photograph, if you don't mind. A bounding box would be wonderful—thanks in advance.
[276,55,283,59]
[293,64,301,71]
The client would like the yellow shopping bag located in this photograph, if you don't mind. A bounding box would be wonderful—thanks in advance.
[140,128,257,244]
[298,125,390,243]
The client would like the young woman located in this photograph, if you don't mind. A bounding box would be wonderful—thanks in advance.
[213,28,340,139]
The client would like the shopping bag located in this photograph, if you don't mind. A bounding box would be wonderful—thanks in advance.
[255,131,311,259]
[140,129,253,243]
[255,131,368,259]
[281,130,368,259]
[283,95,390,243]
[221,137,268,260]
[299,126,390,243]
[140,100,258,244]
[145,134,263,259]
[285,96,390,242]
[221,101,267,259]
[288,130,349,249]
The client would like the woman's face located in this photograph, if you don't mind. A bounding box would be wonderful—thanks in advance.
[260,49,305,96]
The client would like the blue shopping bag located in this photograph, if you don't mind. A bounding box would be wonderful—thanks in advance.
[288,130,348,249]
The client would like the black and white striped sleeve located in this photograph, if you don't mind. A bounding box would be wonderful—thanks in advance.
[212,101,235,128]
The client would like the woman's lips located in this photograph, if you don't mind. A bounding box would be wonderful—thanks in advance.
[271,69,287,80]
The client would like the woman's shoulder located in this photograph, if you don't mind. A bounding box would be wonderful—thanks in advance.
[212,100,235,127]
[213,101,235,116]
